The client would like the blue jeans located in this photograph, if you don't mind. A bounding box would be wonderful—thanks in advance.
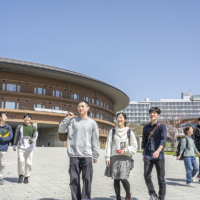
[183,156,199,183]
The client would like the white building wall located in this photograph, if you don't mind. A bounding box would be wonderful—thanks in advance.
[119,93,200,125]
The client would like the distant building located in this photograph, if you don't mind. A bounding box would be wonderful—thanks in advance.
[120,92,200,125]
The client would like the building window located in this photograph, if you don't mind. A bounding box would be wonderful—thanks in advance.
[90,112,95,118]
[106,105,109,109]
[37,104,42,108]
[56,90,60,97]
[101,102,103,106]
[101,115,103,120]
[2,84,5,90]
[55,106,59,110]
[92,99,95,104]
[52,106,62,110]
[101,129,104,134]
[17,85,20,92]
[84,97,91,103]
[5,102,15,109]
[1,101,4,108]
[96,100,99,105]
[71,94,79,100]
[35,87,45,95]
[34,104,45,109]
[96,114,99,119]
[3,84,20,92]
[38,88,43,95]
[16,102,19,109]
[52,90,63,97]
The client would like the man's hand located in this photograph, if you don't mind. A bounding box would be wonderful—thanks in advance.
[13,149,16,151]
[93,159,97,164]
[119,150,125,155]
[176,155,181,160]
[106,160,110,167]
[198,153,200,157]
[143,156,145,162]
[68,112,74,119]
[153,151,160,159]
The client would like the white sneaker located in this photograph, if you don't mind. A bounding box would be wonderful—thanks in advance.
[186,183,196,187]
[191,177,197,183]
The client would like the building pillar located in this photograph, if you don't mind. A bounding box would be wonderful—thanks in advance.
[33,123,38,147]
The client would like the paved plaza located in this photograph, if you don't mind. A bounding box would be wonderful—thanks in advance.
[0,147,200,200]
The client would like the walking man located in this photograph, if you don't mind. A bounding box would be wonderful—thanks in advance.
[142,107,167,200]
[13,113,38,184]
[0,112,13,185]
[58,100,100,200]
[192,118,200,180]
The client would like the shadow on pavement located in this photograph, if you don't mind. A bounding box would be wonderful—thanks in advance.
[4,177,18,183]
[110,195,138,200]
[166,181,185,187]
[166,178,186,182]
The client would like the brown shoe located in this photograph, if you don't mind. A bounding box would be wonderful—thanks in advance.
[116,197,121,200]
[125,194,131,200]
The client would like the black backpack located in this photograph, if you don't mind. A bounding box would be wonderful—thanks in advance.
[176,137,189,160]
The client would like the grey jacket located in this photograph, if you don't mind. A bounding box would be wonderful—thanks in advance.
[58,116,100,159]
[180,136,199,157]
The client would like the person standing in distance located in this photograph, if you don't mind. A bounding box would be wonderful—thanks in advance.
[142,107,167,200]
[0,112,13,185]
[58,100,100,200]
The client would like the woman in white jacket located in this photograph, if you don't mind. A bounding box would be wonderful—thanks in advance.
[105,113,138,200]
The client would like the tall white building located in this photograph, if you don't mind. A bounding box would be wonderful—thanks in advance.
[121,92,200,125]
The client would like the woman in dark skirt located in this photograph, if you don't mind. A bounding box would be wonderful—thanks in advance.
[105,113,138,200]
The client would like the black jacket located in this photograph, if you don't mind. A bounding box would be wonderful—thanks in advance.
[192,125,200,151]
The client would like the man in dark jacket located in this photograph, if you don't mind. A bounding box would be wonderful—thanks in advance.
[192,118,200,179]
[0,112,13,185]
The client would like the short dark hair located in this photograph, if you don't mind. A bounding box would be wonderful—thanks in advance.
[78,100,90,116]
[149,107,161,114]
[116,112,127,127]
[198,118,200,121]
[0,112,7,118]
[23,113,32,119]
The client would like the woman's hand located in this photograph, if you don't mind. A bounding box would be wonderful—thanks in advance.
[119,150,125,155]
[198,153,200,157]
[176,155,181,160]
[106,160,110,167]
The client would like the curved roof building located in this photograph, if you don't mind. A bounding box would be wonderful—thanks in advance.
[0,57,129,147]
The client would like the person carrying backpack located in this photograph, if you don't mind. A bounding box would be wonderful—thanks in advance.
[104,112,138,200]
[0,112,13,185]
[177,126,200,187]
[13,113,38,184]
[192,118,200,179]
[58,100,100,200]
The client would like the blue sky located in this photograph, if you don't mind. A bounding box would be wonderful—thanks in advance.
[0,1,200,102]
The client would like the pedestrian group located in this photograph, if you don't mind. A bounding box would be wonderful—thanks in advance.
[1,100,200,200]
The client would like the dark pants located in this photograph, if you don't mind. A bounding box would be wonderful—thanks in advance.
[144,158,166,199]
[69,157,93,200]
